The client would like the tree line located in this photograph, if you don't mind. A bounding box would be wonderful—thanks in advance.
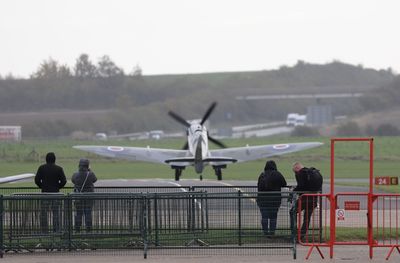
[0,58,397,137]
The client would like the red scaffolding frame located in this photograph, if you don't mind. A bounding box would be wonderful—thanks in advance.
[303,138,400,260]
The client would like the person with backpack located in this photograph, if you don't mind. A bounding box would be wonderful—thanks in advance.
[72,158,97,232]
[257,160,287,236]
[290,162,323,241]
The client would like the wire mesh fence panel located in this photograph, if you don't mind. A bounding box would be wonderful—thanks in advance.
[3,193,67,252]
[69,193,146,251]
[0,190,297,258]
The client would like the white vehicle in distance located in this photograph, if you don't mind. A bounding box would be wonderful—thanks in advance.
[286,113,299,126]
[294,115,307,126]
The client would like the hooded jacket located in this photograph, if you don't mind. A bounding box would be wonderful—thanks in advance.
[35,153,67,193]
[72,166,97,192]
[257,160,287,206]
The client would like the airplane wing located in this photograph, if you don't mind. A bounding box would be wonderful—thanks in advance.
[0,173,35,184]
[73,145,188,164]
[209,142,323,163]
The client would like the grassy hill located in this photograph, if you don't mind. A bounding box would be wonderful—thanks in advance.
[0,60,395,137]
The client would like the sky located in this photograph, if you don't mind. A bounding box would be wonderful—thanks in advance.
[1,0,399,78]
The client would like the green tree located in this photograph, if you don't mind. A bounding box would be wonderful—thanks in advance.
[31,58,72,79]
[74,54,97,78]
[96,55,124,77]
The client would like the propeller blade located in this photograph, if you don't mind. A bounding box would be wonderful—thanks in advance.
[168,111,190,127]
[200,102,217,125]
[208,135,227,148]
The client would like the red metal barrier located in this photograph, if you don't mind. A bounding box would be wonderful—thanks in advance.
[297,194,330,259]
[372,194,400,260]
[299,138,400,260]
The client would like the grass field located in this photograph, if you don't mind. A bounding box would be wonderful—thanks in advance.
[0,136,399,188]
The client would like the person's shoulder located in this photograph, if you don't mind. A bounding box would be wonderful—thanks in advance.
[300,167,309,174]
[37,164,46,169]
[54,164,65,172]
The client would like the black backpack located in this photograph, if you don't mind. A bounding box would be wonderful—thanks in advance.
[306,167,323,191]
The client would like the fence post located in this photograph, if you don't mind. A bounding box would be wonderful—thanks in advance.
[238,190,242,246]
[289,191,297,260]
[0,195,3,258]
[154,193,159,246]
[142,195,148,259]
[66,193,73,250]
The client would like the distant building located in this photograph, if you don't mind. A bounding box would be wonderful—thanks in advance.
[307,105,333,126]
[0,126,21,141]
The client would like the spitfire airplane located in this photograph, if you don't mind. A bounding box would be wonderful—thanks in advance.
[74,102,323,181]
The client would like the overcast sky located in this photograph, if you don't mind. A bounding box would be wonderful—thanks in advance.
[1,0,399,77]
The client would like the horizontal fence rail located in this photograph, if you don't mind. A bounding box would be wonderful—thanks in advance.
[0,189,299,259]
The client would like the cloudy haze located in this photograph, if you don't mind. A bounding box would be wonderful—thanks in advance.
[1,0,399,77]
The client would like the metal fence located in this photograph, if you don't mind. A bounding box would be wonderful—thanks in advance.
[0,190,297,259]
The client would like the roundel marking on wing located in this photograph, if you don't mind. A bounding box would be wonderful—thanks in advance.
[107,146,125,152]
[272,144,290,150]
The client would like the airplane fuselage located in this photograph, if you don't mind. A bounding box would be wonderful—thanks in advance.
[188,123,208,173]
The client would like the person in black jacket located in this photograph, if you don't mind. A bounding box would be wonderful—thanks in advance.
[290,162,320,241]
[257,160,287,236]
[35,152,67,233]
[72,158,97,232]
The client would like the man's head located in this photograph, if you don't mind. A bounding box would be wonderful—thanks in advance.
[79,158,90,170]
[292,162,304,173]
[45,152,56,164]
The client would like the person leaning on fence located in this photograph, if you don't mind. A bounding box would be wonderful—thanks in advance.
[256,160,287,236]
[289,162,323,241]
[72,158,97,232]
[34,152,67,233]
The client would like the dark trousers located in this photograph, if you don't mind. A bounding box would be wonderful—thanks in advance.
[258,198,281,236]
[74,200,93,232]
[259,206,279,235]
[290,196,317,239]
[40,200,61,233]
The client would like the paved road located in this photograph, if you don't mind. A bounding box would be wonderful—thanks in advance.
[3,246,399,262]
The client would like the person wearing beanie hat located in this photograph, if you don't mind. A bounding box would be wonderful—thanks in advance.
[256,160,287,236]
[72,158,97,232]
[35,152,67,233]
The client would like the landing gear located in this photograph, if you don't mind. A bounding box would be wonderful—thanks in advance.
[215,169,222,181]
[213,165,226,181]
[172,166,185,181]
[199,175,203,181]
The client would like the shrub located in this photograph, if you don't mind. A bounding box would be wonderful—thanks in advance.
[291,126,320,137]
[336,121,362,136]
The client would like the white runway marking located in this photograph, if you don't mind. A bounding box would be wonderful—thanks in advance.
[166,181,188,192]
[213,181,257,204]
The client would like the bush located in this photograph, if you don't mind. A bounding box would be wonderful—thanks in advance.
[336,121,362,136]
[375,124,400,136]
[291,126,320,137]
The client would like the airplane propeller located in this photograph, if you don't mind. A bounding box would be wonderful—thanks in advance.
[208,134,227,148]
[200,102,217,125]
[168,111,191,128]
[168,102,226,149]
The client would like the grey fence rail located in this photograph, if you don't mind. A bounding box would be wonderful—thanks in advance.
[0,188,299,259]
